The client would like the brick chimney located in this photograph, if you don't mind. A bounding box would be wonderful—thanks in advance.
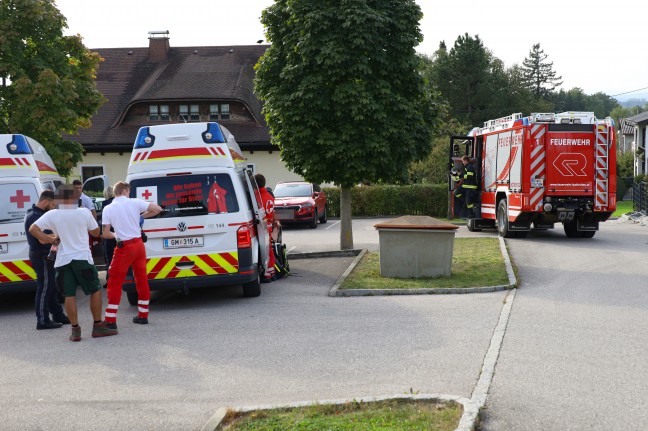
[148,30,170,62]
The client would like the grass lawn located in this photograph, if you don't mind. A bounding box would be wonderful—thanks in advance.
[341,237,509,290]
[613,200,634,218]
[220,399,462,431]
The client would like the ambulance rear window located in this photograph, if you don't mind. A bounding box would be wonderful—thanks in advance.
[130,174,239,218]
[1,183,38,224]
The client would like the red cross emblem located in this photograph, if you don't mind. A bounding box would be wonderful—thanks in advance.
[10,190,31,209]
[141,189,153,200]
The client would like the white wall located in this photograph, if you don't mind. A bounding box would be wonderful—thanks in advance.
[72,150,306,191]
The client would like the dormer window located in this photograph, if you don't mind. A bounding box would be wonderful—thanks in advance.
[210,103,230,121]
[190,104,200,121]
[149,104,169,121]
[179,104,189,122]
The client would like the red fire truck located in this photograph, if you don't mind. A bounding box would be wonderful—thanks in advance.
[449,112,616,238]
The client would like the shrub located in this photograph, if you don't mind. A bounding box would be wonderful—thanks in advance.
[322,184,448,218]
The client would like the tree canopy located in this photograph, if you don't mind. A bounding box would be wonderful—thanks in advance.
[255,0,438,188]
[0,0,104,177]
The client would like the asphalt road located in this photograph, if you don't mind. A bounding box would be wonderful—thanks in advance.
[480,221,648,430]
[0,218,505,431]
[3,217,647,430]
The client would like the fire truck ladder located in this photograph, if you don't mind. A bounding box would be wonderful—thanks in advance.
[594,124,610,211]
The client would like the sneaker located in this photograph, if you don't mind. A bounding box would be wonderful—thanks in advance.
[132,316,148,325]
[52,315,71,325]
[92,321,118,338]
[69,326,81,342]
[37,321,63,330]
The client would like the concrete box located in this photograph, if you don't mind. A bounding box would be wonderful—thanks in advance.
[374,216,458,279]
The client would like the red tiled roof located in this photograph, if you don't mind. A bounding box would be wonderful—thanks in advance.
[72,44,271,152]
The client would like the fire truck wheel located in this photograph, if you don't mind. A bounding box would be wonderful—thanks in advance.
[563,221,580,238]
[126,290,138,306]
[497,199,515,238]
[581,230,596,238]
[467,219,481,232]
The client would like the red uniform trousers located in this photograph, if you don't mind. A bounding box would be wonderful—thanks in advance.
[105,237,150,324]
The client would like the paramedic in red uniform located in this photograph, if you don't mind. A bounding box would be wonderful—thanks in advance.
[253,174,276,282]
[101,181,162,328]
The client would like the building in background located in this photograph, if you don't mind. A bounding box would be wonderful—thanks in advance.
[68,31,302,188]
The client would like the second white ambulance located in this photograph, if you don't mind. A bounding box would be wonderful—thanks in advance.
[123,122,270,304]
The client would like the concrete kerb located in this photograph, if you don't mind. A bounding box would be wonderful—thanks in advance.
[328,236,517,297]
[201,393,472,431]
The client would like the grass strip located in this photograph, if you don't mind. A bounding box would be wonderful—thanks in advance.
[613,200,633,217]
[220,399,462,431]
[341,237,508,290]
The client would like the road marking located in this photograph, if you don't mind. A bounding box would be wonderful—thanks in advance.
[325,220,340,230]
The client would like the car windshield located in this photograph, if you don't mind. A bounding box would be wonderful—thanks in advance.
[274,183,312,198]
[129,173,239,218]
[1,183,38,224]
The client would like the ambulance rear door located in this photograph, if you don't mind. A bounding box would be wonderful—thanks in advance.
[244,170,270,274]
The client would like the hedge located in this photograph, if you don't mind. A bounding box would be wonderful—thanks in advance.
[322,184,448,218]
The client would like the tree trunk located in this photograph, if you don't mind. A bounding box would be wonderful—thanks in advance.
[340,186,354,250]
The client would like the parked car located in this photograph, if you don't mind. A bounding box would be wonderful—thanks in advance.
[273,181,327,228]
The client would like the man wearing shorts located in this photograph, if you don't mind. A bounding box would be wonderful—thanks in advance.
[29,185,117,341]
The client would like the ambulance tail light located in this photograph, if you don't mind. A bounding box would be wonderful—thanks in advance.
[237,225,252,249]
[7,135,33,154]
[202,123,226,144]
[134,127,155,148]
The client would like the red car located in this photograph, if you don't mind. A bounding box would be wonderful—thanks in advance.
[273,181,327,228]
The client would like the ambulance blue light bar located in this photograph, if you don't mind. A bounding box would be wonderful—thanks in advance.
[135,127,156,148]
[202,123,226,144]
[7,134,33,155]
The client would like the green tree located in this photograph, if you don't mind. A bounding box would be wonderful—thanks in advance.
[0,0,104,177]
[431,34,493,126]
[522,43,563,100]
[256,0,437,249]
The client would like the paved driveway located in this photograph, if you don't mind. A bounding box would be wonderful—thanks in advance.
[0,218,505,431]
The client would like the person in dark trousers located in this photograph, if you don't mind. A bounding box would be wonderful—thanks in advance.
[101,185,115,288]
[29,185,116,342]
[24,190,70,330]
[461,155,479,218]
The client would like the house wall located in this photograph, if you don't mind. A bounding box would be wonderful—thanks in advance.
[72,151,304,192]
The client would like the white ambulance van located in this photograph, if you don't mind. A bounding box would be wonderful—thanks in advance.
[123,122,270,304]
[0,134,63,293]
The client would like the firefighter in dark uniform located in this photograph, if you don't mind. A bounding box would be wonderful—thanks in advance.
[461,155,478,218]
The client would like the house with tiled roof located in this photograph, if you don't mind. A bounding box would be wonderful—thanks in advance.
[70,32,302,188]
[624,111,648,176]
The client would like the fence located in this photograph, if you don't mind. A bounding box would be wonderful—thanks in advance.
[632,181,648,214]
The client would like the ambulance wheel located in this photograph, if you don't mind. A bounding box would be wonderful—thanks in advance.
[497,200,515,238]
[319,207,328,224]
[242,273,261,298]
[309,210,318,229]
[467,218,481,232]
[126,290,138,306]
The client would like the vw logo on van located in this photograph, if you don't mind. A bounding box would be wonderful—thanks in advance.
[177,222,187,232]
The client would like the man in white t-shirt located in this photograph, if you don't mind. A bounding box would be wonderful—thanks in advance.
[29,185,117,341]
[102,181,162,328]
